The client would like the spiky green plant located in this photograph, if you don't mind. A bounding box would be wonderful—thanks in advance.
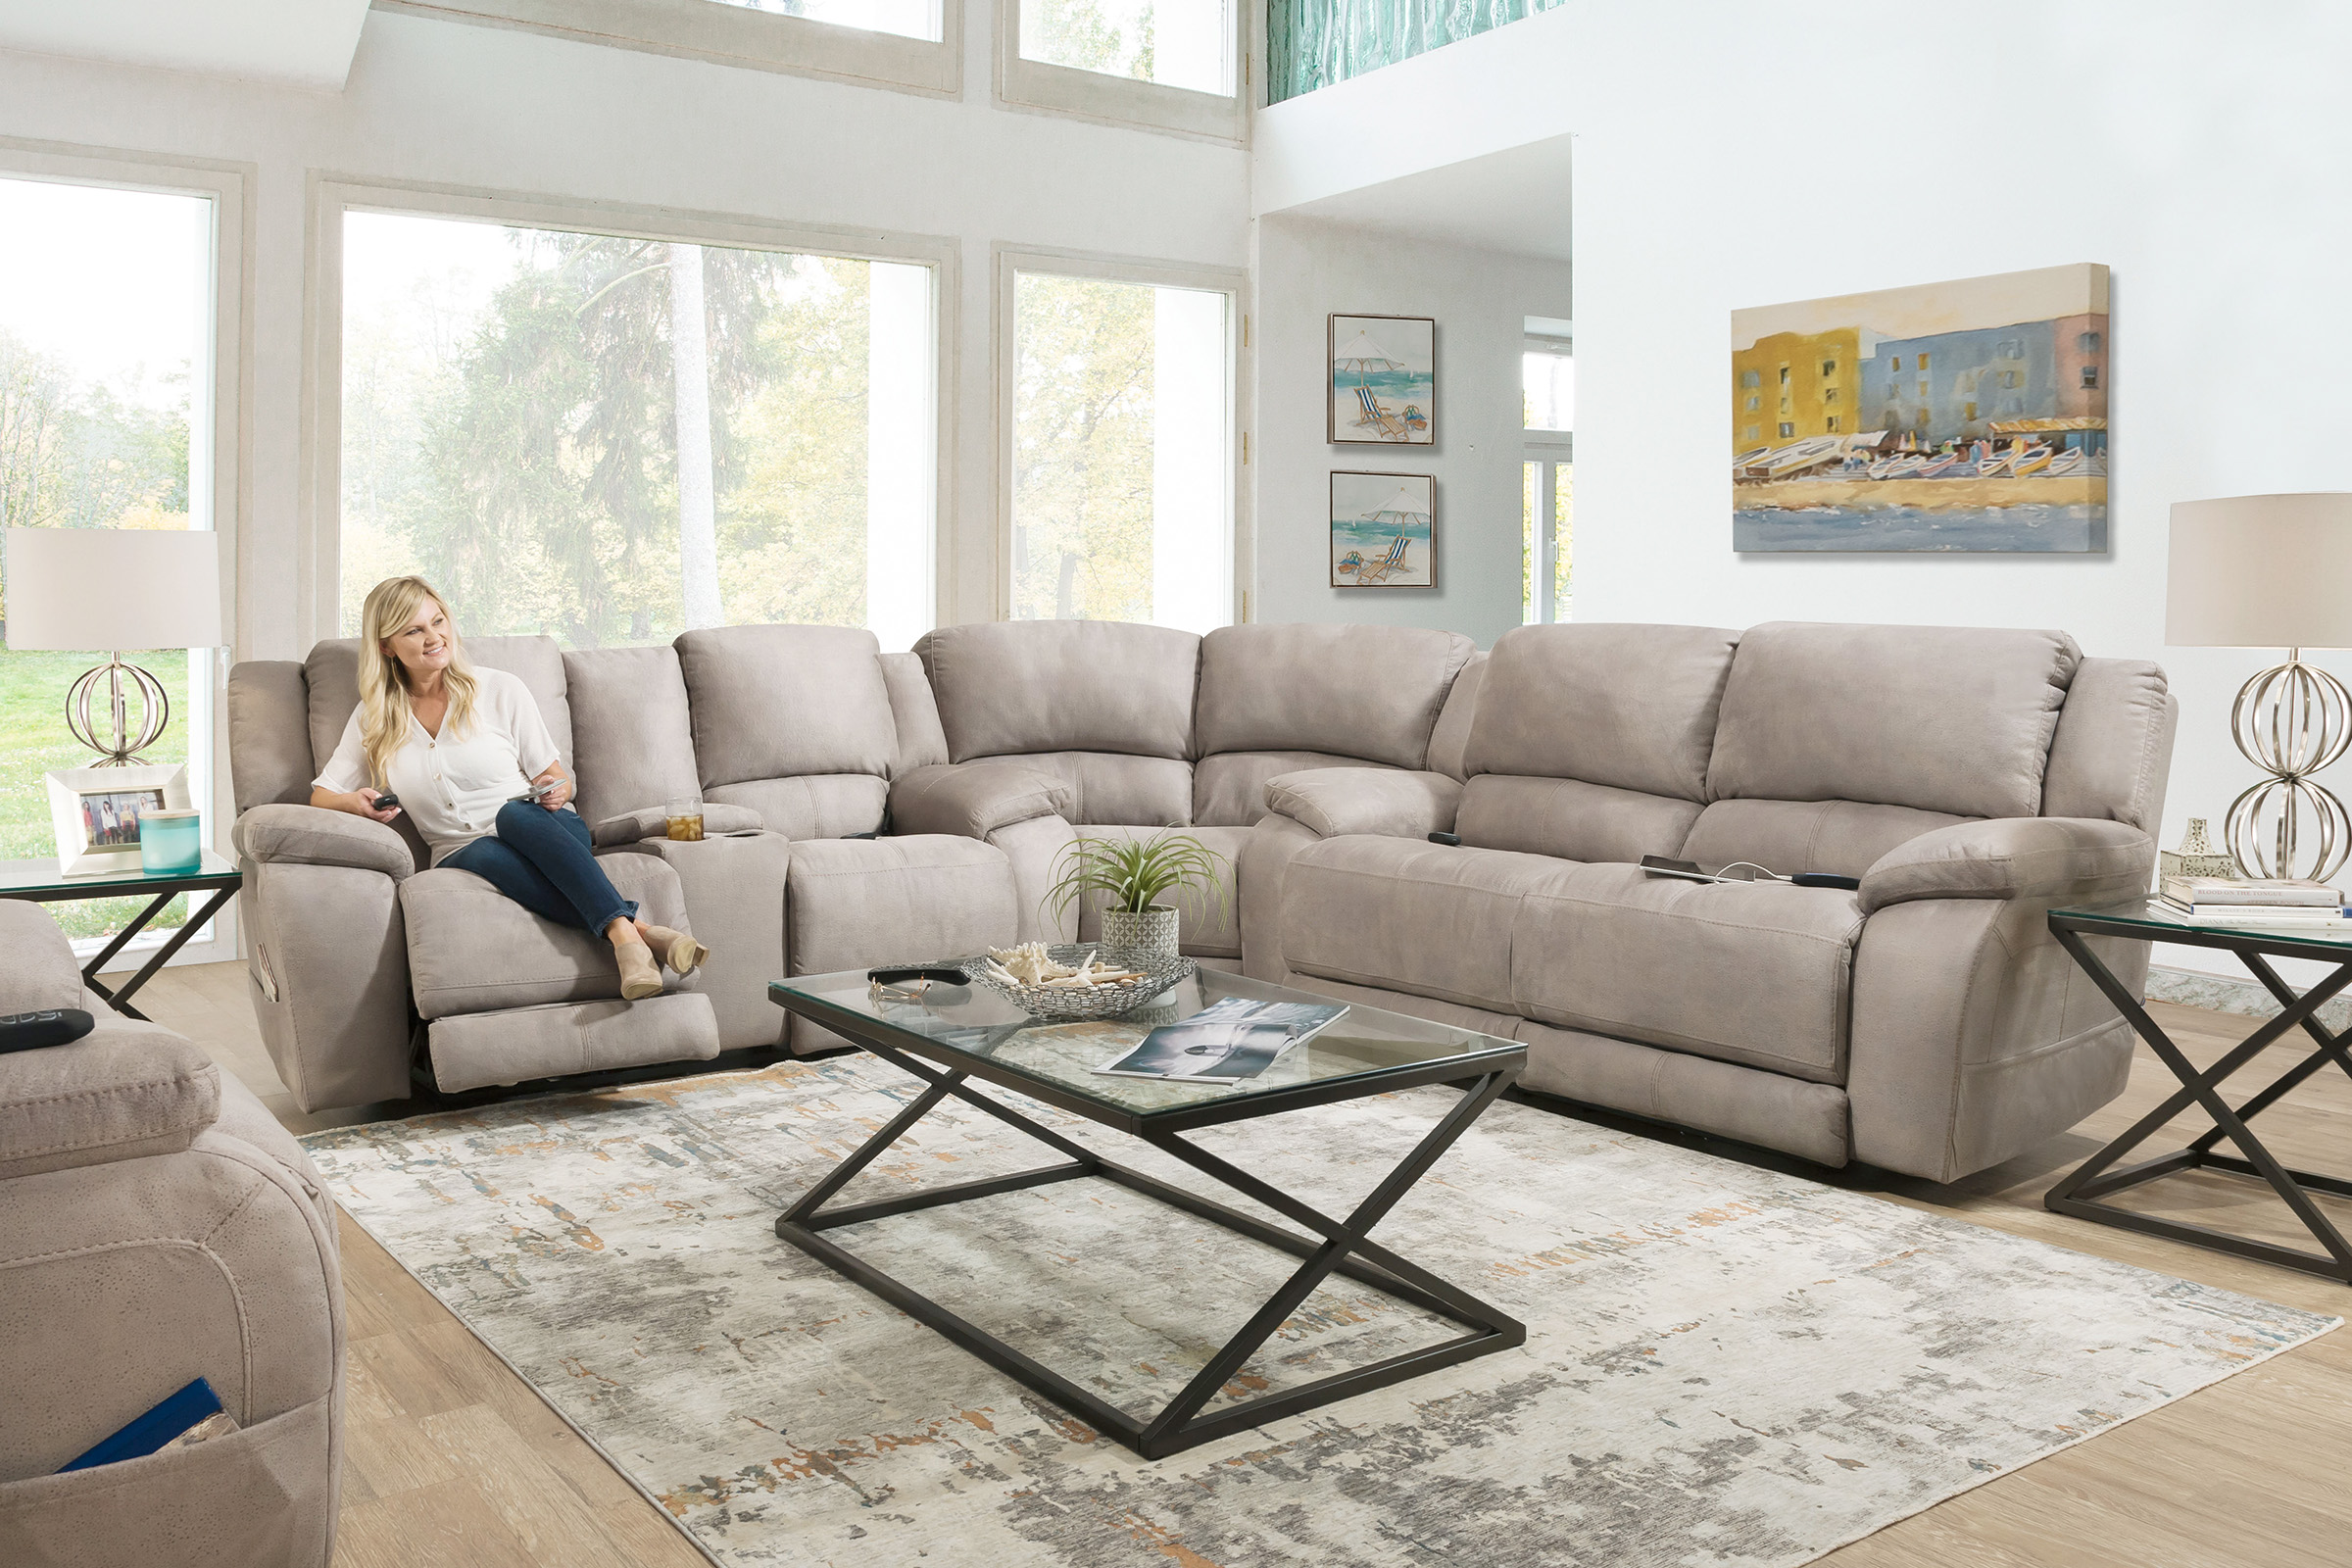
[1043,831,1230,928]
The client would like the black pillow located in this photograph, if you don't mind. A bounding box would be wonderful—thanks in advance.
[0,1009,96,1054]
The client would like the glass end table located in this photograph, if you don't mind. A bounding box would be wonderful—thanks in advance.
[768,960,1528,1458]
[2046,900,2352,1283]
[0,853,241,1021]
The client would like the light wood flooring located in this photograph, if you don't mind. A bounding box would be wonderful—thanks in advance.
[139,960,2352,1568]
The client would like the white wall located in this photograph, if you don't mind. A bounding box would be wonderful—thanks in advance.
[0,5,1250,658]
[1258,1,2352,978]
[1252,215,1569,640]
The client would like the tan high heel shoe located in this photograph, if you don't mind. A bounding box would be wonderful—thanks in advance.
[616,941,664,1001]
[642,924,710,975]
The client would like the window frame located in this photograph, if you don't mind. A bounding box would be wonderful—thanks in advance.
[995,0,1251,143]
[1521,437,1570,626]
[0,137,250,972]
[372,0,962,98]
[303,174,959,652]
[992,243,1250,627]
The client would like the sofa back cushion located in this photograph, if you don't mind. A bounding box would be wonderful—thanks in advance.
[916,621,1200,761]
[1426,650,1488,781]
[1196,623,1473,769]
[1706,622,2081,820]
[1464,623,1740,800]
[1195,751,1392,827]
[879,650,951,773]
[564,645,701,828]
[676,624,897,787]
[303,634,573,782]
[227,661,315,813]
[2040,658,2177,831]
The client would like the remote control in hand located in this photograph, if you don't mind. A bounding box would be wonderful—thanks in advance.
[371,793,399,811]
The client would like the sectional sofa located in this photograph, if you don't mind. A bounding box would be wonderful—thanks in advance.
[224,617,2174,1184]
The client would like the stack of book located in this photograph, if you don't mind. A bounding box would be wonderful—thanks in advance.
[2158,876,2347,924]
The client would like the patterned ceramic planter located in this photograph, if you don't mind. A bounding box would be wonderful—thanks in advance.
[1100,905,1181,962]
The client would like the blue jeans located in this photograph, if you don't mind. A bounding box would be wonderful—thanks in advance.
[444,801,639,936]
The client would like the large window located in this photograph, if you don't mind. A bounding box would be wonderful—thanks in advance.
[1522,321,1571,624]
[338,209,935,651]
[999,0,1242,139]
[0,172,216,945]
[1006,266,1235,631]
[376,0,959,96]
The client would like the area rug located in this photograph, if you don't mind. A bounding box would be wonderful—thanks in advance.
[302,1056,2338,1567]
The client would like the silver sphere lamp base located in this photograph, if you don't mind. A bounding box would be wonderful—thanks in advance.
[2225,649,2352,883]
[66,652,171,767]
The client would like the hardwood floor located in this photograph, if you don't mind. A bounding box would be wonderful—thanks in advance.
[135,961,2352,1568]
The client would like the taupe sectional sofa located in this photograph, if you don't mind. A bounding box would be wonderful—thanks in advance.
[223,617,2174,1185]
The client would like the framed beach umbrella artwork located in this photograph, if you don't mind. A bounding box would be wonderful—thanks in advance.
[1331,471,1436,587]
[1329,314,1435,445]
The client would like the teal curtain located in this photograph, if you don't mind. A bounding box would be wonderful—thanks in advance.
[1266,0,1570,103]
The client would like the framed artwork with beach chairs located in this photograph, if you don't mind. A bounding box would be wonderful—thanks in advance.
[1329,315,1435,445]
[1330,471,1436,587]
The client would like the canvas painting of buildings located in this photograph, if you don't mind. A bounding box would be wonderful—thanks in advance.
[1732,264,2109,553]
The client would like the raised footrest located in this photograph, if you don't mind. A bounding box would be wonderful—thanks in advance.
[427,991,720,1092]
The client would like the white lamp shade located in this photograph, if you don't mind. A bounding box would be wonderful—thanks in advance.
[4,527,223,651]
[2167,493,2352,650]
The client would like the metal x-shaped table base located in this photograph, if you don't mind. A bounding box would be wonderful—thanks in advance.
[774,1037,1527,1459]
[2046,926,2352,1282]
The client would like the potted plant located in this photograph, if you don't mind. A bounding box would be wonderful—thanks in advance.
[1044,832,1229,962]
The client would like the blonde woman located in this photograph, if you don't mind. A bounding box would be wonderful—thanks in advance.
[310,576,708,1001]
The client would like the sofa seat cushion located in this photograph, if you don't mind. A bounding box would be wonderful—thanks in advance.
[399,853,693,1020]
[1280,836,1577,1013]
[786,835,1018,976]
[1678,798,1969,882]
[1070,824,1250,957]
[1512,865,1866,1084]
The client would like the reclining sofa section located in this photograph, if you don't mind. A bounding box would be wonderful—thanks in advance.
[1244,621,2177,1183]
[222,616,2172,1187]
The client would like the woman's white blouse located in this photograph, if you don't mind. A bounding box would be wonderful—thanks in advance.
[313,667,561,864]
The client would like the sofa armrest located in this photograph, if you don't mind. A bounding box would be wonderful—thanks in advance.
[889,761,1075,840]
[1858,816,2153,914]
[591,803,767,847]
[0,1015,221,1181]
[1264,768,1463,840]
[232,804,414,881]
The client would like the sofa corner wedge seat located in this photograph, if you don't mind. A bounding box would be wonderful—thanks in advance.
[0,902,343,1567]
[1246,620,2177,1184]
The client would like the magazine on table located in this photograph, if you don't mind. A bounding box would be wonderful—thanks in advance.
[1095,997,1348,1085]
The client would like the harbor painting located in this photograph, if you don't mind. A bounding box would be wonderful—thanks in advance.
[1331,470,1436,587]
[1330,314,1435,445]
[1732,264,2108,552]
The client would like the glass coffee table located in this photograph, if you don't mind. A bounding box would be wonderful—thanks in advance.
[768,960,1528,1459]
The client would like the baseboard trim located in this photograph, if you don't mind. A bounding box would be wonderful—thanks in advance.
[2146,963,2352,1033]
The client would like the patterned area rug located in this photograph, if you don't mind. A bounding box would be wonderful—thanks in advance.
[303,1056,2337,1567]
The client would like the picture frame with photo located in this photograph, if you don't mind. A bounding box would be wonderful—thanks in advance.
[1328,314,1436,446]
[46,763,191,876]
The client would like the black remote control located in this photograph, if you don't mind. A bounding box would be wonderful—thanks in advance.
[0,1008,95,1054]
[1427,831,1462,846]
[372,793,399,810]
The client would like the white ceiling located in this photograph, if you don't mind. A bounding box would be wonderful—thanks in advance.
[1269,132,1574,264]
[0,0,370,89]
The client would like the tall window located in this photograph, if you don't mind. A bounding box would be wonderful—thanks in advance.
[1521,325,1572,624]
[339,210,935,651]
[1019,0,1232,91]
[1008,270,1232,631]
[0,175,214,944]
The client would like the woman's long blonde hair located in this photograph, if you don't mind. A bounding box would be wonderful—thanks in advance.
[357,575,481,788]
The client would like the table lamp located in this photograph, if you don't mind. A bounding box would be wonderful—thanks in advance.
[4,526,225,766]
[2168,493,2352,882]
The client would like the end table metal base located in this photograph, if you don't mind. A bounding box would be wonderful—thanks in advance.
[775,1039,1526,1460]
[2047,926,2352,1283]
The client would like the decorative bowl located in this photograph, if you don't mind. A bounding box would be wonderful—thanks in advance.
[966,944,1197,1021]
